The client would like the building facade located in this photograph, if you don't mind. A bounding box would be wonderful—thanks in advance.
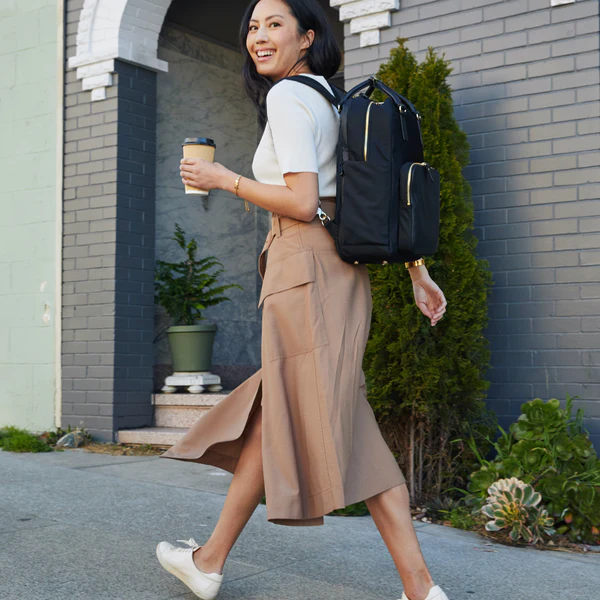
[0,0,63,433]
[0,0,599,446]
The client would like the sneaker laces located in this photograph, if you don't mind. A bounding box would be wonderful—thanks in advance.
[171,538,201,553]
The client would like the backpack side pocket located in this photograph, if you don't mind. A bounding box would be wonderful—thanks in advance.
[398,162,440,255]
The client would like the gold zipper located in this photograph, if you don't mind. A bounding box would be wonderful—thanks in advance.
[406,162,428,205]
[364,101,374,160]
[364,101,385,161]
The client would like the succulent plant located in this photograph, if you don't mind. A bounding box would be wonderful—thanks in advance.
[481,477,555,544]
[425,495,463,521]
[464,395,600,544]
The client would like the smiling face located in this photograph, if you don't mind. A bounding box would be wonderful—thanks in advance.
[246,0,315,82]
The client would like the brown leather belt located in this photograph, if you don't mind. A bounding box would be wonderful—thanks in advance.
[259,198,336,280]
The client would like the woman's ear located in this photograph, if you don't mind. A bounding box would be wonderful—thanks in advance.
[301,29,315,50]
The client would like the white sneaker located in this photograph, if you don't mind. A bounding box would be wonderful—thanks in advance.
[156,537,223,600]
[400,584,449,600]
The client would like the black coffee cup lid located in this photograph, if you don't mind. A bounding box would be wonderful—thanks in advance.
[182,137,216,147]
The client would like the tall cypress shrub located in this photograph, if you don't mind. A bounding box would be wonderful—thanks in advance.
[364,39,496,505]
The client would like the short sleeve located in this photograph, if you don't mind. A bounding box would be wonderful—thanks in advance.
[266,82,319,175]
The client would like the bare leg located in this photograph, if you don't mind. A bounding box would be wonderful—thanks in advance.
[192,403,265,575]
[365,483,435,600]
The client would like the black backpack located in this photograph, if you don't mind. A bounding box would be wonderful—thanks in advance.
[279,75,440,266]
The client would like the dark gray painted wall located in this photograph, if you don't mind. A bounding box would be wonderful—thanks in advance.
[62,0,156,441]
[342,0,600,447]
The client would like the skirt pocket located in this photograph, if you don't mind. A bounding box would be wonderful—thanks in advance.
[259,249,329,361]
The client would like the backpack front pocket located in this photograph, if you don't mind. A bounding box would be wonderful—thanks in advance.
[339,160,392,248]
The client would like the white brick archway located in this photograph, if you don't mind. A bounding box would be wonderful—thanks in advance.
[68,0,171,101]
[68,0,399,100]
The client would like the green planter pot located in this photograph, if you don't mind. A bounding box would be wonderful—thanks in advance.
[167,323,218,372]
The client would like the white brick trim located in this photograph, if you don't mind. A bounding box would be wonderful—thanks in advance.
[68,0,170,101]
[360,29,380,47]
[68,0,387,101]
[330,0,399,47]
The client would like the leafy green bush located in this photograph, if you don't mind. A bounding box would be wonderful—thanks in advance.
[447,505,480,530]
[463,395,600,544]
[0,426,53,453]
[482,477,555,544]
[362,38,494,505]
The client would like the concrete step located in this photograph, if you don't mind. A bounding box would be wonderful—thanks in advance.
[117,426,188,446]
[117,391,234,446]
[152,391,231,428]
[153,392,231,407]
[155,405,211,427]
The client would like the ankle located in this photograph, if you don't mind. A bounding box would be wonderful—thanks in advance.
[193,545,225,574]
[403,576,435,600]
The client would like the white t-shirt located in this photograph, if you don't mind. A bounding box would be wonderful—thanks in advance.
[251,73,339,198]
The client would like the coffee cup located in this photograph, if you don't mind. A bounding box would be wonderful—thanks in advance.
[182,137,216,195]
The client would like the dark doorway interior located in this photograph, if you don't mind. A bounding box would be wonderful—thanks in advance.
[163,0,345,89]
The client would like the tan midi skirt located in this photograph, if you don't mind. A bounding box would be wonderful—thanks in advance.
[159,198,407,526]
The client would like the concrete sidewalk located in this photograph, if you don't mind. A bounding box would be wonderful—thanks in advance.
[1,448,598,600]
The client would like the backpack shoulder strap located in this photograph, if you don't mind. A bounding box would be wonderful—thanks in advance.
[280,75,342,107]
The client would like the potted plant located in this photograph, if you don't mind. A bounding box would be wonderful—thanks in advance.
[155,223,242,373]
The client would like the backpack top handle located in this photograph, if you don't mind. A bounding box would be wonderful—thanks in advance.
[341,76,420,119]
[277,75,423,146]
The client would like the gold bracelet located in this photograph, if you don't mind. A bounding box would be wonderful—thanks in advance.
[405,258,425,269]
[234,174,250,211]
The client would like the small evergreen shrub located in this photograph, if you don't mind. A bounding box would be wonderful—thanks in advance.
[155,223,242,325]
[463,395,600,544]
[363,38,494,505]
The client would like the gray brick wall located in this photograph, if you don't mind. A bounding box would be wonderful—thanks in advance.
[343,0,600,447]
[63,0,155,440]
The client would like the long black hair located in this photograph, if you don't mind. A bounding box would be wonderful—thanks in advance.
[239,0,341,129]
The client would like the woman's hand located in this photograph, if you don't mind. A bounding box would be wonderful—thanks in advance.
[180,158,230,192]
[410,269,447,327]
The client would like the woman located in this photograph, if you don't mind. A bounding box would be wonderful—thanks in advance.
[155,1,448,599]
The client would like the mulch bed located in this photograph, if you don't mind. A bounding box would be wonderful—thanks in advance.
[471,524,599,554]
[415,515,600,554]
[65,442,166,456]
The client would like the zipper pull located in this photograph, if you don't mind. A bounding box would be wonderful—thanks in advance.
[425,163,435,181]
[398,106,408,141]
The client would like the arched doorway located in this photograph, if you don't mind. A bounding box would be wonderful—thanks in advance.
[62,0,345,442]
